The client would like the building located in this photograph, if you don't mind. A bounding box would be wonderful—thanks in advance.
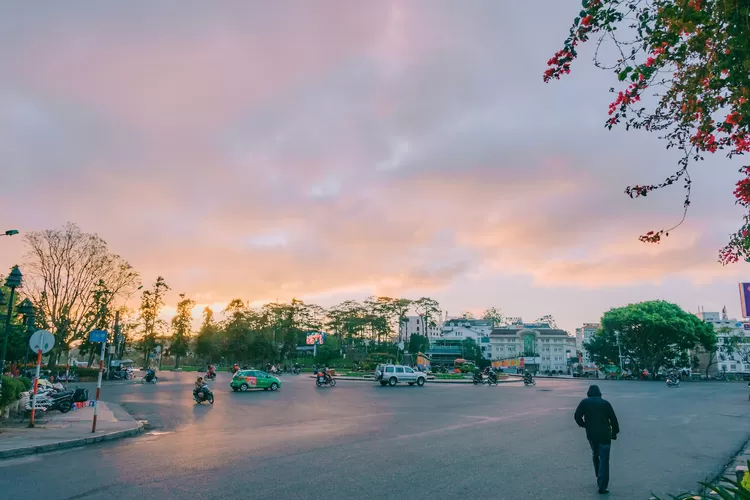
[440,318,493,340]
[490,323,576,373]
[399,315,442,342]
[698,308,750,374]
[575,323,600,363]
[440,318,493,360]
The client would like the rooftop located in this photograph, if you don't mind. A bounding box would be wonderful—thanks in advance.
[490,328,571,337]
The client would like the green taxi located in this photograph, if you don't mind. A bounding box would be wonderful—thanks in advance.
[230,369,281,392]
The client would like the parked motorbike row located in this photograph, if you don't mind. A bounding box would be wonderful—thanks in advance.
[22,380,89,414]
[112,367,135,380]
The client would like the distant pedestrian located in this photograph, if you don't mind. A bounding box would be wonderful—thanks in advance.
[574,385,620,495]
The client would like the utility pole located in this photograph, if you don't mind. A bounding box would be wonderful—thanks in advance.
[108,311,119,380]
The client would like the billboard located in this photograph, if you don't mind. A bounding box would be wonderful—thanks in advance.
[305,332,326,345]
[740,283,750,318]
[493,359,521,368]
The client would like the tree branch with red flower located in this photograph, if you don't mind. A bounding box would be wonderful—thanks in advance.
[545,0,750,264]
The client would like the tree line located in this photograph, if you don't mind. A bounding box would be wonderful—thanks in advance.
[0,223,446,369]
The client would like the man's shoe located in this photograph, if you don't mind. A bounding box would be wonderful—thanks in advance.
[598,489,609,494]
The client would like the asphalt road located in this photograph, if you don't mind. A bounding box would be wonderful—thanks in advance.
[1,373,749,500]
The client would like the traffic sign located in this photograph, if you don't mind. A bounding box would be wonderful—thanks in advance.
[29,330,55,354]
[89,330,108,343]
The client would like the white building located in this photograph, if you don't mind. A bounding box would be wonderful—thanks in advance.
[399,315,442,342]
[575,323,600,363]
[490,323,576,373]
[698,309,750,374]
[440,318,494,360]
[440,318,493,341]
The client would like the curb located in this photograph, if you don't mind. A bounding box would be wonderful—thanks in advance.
[308,376,523,384]
[0,421,145,460]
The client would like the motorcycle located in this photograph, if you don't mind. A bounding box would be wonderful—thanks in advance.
[666,376,680,388]
[205,370,216,381]
[47,390,75,413]
[141,370,158,384]
[472,373,486,385]
[523,377,536,386]
[315,372,336,387]
[292,366,301,375]
[193,386,214,404]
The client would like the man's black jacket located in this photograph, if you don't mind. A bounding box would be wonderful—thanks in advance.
[574,385,620,444]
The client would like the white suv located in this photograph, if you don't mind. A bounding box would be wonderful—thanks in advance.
[375,364,426,387]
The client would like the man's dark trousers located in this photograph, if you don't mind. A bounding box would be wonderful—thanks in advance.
[589,441,611,491]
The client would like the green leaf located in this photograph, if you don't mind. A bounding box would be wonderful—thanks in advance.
[579,10,587,17]
[574,16,580,25]
[582,0,589,7]
[618,67,633,81]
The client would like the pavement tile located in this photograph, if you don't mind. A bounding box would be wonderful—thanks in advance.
[0,401,143,459]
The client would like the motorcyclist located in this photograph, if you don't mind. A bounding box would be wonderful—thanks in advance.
[523,370,533,383]
[232,363,239,374]
[488,368,498,384]
[319,366,330,384]
[473,368,483,383]
[145,368,156,381]
[193,376,209,400]
[206,364,216,379]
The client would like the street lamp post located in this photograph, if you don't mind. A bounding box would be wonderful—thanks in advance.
[0,266,23,395]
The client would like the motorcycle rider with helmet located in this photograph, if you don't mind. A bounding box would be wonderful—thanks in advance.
[487,367,498,385]
[193,376,209,400]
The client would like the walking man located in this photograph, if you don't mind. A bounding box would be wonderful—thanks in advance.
[574,385,620,494]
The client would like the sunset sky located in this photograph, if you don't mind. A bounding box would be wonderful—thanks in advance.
[1,1,747,333]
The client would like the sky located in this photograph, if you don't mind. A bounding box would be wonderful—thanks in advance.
[0,0,747,334]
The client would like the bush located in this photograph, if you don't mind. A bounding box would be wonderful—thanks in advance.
[654,460,750,499]
[70,367,101,378]
[17,377,32,391]
[0,376,27,409]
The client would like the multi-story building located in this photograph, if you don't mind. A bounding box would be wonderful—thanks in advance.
[575,323,600,363]
[490,322,576,373]
[399,315,442,342]
[697,308,750,374]
[439,318,494,360]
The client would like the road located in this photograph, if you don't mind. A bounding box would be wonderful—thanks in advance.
[1,373,748,499]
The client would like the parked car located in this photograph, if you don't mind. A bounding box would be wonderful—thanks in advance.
[230,370,281,392]
[375,364,426,387]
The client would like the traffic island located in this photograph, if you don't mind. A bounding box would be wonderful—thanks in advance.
[0,401,143,459]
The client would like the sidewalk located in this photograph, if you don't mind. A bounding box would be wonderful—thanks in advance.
[0,401,144,459]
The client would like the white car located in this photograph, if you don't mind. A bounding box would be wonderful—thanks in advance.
[375,364,426,387]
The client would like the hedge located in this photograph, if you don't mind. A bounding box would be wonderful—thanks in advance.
[0,376,32,409]
[69,367,101,378]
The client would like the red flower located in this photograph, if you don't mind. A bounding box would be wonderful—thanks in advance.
[581,15,593,26]
[726,112,742,126]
